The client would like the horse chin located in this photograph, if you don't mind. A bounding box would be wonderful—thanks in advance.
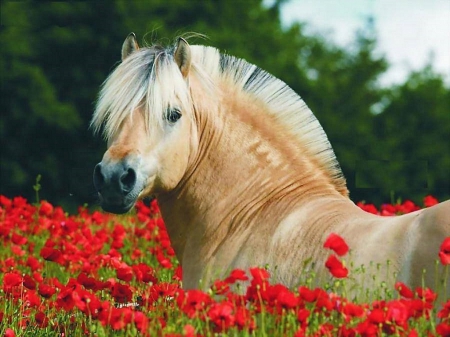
[98,191,140,214]
[101,202,135,214]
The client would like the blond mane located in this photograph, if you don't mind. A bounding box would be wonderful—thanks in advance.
[92,41,347,196]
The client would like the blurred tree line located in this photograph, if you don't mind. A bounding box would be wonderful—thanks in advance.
[1,0,449,212]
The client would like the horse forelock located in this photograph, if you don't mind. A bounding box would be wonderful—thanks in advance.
[91,45,192,141]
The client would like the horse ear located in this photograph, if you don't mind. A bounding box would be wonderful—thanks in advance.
[121,33,139,61]
[174,37,191,78]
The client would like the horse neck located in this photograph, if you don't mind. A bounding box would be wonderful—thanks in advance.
[158,82,344,262]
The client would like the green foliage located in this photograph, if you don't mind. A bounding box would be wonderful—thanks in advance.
[1,0,449,210]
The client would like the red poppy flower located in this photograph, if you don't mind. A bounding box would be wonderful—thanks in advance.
[396,200,420,214]
[395,282,414,299]
[249,267,270,282]
[235,307,256,331]
[149,282,179,305]
[325,255,349,278]
[423,195,438,208]
[11,232,27,245]
[40,247,62,262]
[56,288,76,311]
[0,195,12,208]
[439,237,450,265]
[212,280,230,295]
[381,204,396,216]
[437,323,450,337]
[297,308,310,324]
[298,286,318,303]
[77,273,97,290]
[35,311,49,328]
[3,272,22,293]
[225,268,249,284]
[38,283,56,298]
[4,328,15,337]
[177,289,212,318]
[116,266,133,282]
[357,202,378,214]
[323,233,349,256]
[39,200,54,216]
[23,274,36,290]
[208,302,235,331]
[111,283,132,304]
[134,311,149,333]
[133,263,157,283]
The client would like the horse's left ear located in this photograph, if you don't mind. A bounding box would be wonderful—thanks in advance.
[121,33,139,61]
[174,37,191,78]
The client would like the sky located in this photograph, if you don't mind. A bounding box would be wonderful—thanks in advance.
[279,0,450,86]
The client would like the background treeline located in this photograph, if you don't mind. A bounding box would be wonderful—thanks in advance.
[1,0,449,212]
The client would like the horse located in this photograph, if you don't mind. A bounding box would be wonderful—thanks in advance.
[91,33,450,302]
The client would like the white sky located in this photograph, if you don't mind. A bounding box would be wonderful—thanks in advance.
[279,0,450,86]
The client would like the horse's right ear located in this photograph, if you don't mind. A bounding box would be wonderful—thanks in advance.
[121,33,139,61]
[174,37,191,78]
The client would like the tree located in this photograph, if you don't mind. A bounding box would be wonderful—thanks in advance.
[371,66,450,203]
[1,0,448,210]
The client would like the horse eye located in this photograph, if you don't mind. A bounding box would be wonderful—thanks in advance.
[166,108,182,123]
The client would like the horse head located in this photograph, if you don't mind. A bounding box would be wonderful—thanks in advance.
[92,34,197,213]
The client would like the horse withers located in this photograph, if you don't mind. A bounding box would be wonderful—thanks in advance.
[92,33,450,302]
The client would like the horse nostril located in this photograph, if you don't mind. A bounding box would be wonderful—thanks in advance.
[93,164,105,191]
[120,168,136,193]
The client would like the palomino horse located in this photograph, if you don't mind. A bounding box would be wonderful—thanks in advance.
[92,34,450,300]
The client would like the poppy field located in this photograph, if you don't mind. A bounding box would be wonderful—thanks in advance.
[0,194,449,337]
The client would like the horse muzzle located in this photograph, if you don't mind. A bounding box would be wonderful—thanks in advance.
[93,158,139,214]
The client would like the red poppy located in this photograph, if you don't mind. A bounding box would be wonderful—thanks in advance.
[77,273,97,290]
[395,282,414,299]
[423,195,438,207]
[439,237,450,265]
[132,311,148,333]
[208,301,235,331]
[40,247,62,262]
[396,200,420,214]
[111,283,133,304]
[11,232,27,245]
[212,280,230,295]
[298,286,318,303]
[380,204,396,216]
[0,195,12,208]
[38,283,56,298]
[437,300,450,322]
[34,311,49,328]
[23,274,36,290]
[437,323,450,337]
[325,255,349,278]
[235,307,256,331]
[3,272,22,293]
[39,200,54,216]
[323,233,349,256]
[357,202,378,214]
[133,263,157,283]
[249,267,270,282]
[56,288,76,311]
[225,268,249,284]
[148,282,179,305]
[177,289,212,318]
[183,324,196,337]
[116,266,133,282]
[4,328,15,337]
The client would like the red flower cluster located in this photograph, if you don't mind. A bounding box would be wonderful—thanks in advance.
[357,196,438,216]
[0,195,449,336]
